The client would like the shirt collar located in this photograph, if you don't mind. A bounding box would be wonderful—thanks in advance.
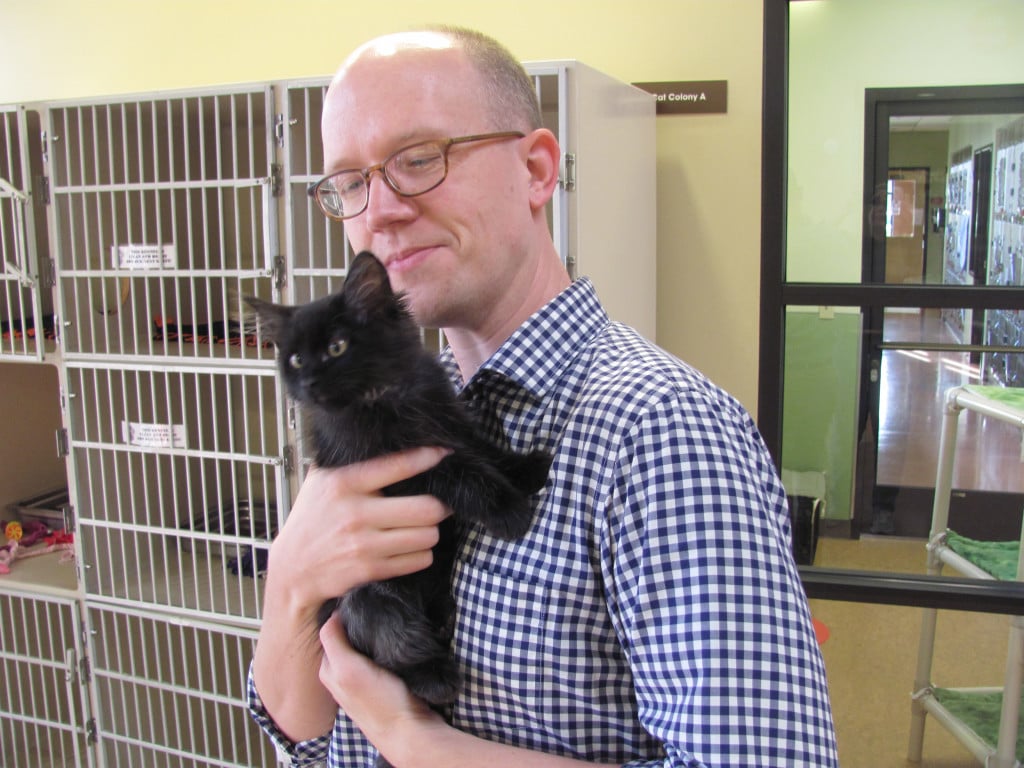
[440,277,609,400]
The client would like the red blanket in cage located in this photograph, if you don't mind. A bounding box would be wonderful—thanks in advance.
[1,315,58,341]
[152,316,270,348]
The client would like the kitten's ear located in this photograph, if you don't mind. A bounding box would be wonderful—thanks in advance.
[344,251,394,321]
[243,297,293,346]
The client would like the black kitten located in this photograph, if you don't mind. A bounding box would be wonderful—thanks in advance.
[246,251,550,711]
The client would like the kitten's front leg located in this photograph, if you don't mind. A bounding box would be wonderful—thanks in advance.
[427,453,544,540]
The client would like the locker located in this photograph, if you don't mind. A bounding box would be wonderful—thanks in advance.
[0,58,655,764]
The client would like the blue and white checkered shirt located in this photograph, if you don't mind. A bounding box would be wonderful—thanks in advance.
[248,277,838,767]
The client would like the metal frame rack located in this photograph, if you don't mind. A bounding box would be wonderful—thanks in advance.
[0,62,654,766]
[909,385,1024,767]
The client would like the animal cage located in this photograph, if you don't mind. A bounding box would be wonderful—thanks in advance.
[42,82,289,767]
[47,88,279,363]
[64,361,285,623]
[1,61,653,765]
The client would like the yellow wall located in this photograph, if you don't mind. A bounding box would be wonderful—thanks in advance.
[0,0,765,413]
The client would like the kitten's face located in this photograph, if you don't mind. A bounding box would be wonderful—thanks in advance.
[246,252,418,409]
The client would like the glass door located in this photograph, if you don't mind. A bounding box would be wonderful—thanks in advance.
[859,95,1024,538]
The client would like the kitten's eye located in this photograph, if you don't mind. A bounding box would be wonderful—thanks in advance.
[288,353,303,369]
[328,339,348,358]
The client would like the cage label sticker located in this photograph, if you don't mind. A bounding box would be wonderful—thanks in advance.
[111,244,177,270]
[121,420,187,449]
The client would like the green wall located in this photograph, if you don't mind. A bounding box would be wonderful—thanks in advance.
[782,309,860,521]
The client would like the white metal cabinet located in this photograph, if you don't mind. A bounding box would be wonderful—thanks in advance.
[528,60,657,341]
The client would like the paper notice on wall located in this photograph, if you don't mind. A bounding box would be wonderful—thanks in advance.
[111,244,177,270]
[121,420,187,449]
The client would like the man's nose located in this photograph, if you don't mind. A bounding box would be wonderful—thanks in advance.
[363,169,417,229]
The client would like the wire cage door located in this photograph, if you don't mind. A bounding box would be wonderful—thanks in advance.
[0,591,95,768]
[1,105,51,361]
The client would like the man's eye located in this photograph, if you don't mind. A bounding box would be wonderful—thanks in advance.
[336,175,366,196]
[397,150,443,172]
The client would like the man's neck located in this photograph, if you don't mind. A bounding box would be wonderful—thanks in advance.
[445,257,571,381]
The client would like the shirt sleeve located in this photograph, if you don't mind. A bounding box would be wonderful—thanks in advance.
[601,388,838,767]
[246,661,333,767]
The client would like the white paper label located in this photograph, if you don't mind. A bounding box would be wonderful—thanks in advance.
[121,420,187,449]
[111,243,177,270]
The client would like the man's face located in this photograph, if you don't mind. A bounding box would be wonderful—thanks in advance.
[320,46,533,332]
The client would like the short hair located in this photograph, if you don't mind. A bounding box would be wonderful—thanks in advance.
[429,26,543,132]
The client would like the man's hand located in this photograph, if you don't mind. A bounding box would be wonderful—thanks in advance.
[319,613,446,764]
[252,446,452,743]
[268,446,454,620]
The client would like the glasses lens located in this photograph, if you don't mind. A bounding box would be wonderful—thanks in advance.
[318,172,367,219]
[386,142,447,195]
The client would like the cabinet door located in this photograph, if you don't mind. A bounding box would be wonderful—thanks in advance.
[0,591,96,767]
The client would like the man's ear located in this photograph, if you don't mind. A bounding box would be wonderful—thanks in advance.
[522,128,561,212]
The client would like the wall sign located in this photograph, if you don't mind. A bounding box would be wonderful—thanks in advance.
[632,80,728,115]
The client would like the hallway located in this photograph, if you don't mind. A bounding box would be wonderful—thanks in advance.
[877,308,1023,494]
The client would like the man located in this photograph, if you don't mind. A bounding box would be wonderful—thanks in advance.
[249,25,838,768]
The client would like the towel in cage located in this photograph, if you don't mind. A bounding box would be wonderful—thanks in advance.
[1,314,57,341]
[152,316,270,348]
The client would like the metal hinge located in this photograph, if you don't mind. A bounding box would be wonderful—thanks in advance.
[85,717,98,746]
[55,428,69,458]
[281,444,294,475]
[42,257,56,287]
[79,653,92,685]
[561,152,576,191]
[37,174,50,205]
[270,163,283,197]
[272,254,287,290]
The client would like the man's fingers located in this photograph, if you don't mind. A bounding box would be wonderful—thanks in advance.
[308,446,451,497]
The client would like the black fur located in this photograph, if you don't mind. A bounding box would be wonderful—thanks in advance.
[246,251,550,718]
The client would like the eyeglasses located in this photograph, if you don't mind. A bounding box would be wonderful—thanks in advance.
[307,131,526,221]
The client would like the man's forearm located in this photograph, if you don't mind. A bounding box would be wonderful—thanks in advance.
[252,572,338,742]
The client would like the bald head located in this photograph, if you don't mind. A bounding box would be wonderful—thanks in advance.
[330,26,542,133]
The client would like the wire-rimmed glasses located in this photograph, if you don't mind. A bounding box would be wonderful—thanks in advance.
[307,131,526,221]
